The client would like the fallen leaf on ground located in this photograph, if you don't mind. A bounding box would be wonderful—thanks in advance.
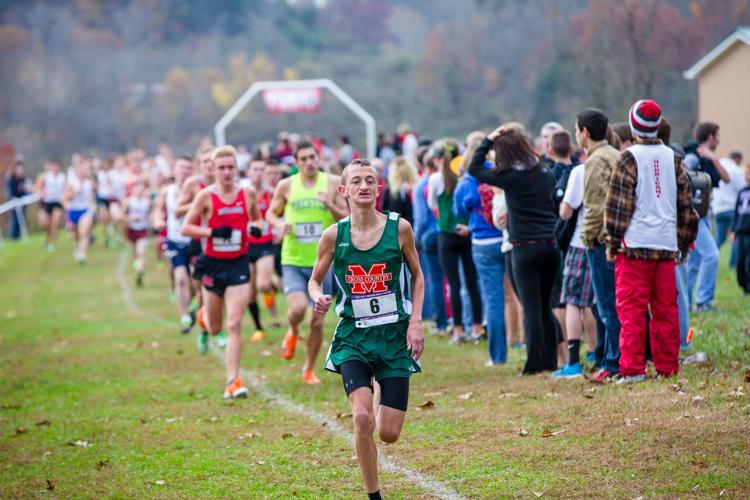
[690,460,707,468]
[499,393,517,399]
[139,418,147,424]
[693,395,704,404]
[532,491,544,497]
[35,420,51,426]
[726,387,745,398]
[15,427,28,435]
[150,342,160,349]
[624,417,639,427]
[238,433,258,440]
[256,460,266,465]
[95,459,110,470]
[719,489,727,496]
[744,370,750,383]
[67,440,92,447]
[260,350,272,357]
[424,391,445,397]
[518,429,529,437]
[417,400,435,410]
[1,403,21,410]
[457,392,473,400]
[335,412,352,419]
[583,388,597,399]
[154,480,166,485]
[46,480,54,491]
[541,428,565,438]
[544,392,559,398]
[281,432,294,439]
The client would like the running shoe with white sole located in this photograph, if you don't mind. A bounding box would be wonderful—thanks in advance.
[216,331,228,349]
[250,330,267,343]
[615,374,645,385]
[223,377,249,399]
[197,331,209,355]
[180,315,192,335]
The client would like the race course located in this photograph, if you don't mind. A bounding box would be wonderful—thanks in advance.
[1,235,749,498]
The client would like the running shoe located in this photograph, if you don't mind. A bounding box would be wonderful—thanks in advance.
[302,370,321,385]
[44,243,55,253]
[449,334,467,345]
[590,368,614,384]
[197,307,207,331]
[223,377,249,399]
[551,363,583,379]
[197,331,209,355]
[615,374,645,385]
[281,331,297,360]
[250,330,267,343]
[262,289,275,309]
[216,331,228,349]
[585,351,597,364]
[180,315,192,335]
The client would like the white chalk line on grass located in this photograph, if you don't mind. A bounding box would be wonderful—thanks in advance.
[116,252,465,500]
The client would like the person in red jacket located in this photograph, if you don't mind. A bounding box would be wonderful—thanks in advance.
[182,145,262,398]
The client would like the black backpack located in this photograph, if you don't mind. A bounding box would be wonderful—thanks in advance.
[685,169,711,219]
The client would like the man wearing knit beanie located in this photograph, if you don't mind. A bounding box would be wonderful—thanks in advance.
[604,99,699,383]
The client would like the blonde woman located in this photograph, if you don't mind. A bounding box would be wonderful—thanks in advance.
[383,156,418,223]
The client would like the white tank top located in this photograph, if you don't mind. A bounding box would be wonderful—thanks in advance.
[166,184,190,244]
[68,174,93,211]
[127,197,150,231]
[97,170,117,199]
[622,143,678,252]
[43,172,66,203]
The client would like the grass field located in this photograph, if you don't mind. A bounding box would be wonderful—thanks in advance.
[1,234,749,498]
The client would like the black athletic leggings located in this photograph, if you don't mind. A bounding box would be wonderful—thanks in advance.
[511,242,561,374]
[438,232,483,328]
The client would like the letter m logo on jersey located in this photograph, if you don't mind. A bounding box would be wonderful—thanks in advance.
[345,264,393,294]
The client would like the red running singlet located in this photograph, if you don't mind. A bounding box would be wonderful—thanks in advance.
[205,188,249,259]
[248,190,273,245]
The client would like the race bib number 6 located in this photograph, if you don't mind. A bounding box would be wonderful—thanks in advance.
[352,292,398,328]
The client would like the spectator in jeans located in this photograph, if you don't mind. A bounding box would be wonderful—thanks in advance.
[683,122,730,312]
[428,139,484,343]
[454,131,507,365]
[713,150,745,269]
[733,166,750,293]
[413,145,448,334]
[469,127,560,374]
[577,108,622,382]
[5,161,31,240]
[605,99,698,383]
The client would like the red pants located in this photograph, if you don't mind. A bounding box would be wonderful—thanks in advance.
[615,255,680,377]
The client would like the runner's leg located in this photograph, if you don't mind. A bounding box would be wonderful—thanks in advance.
[224,283,250,382]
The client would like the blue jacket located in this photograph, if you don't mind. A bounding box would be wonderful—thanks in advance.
[413,174,439,249]
[453,172,503,241]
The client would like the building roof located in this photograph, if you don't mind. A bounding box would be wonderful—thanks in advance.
[683,26,750,79]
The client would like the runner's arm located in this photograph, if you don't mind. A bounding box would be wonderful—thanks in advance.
[34,174,44,197]
[181,190,212,239]
[174,178,197,217]
[151,187,168,231]
[266,179,291,237]
[399,218,425,360]
[244,187,262,221]
[326,174,349,220]
[308,225,337,314]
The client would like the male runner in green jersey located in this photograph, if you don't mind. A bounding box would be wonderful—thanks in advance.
[267,141,348,384]
[309,159,425,500]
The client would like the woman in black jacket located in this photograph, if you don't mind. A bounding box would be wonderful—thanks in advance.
[468,127,561,374]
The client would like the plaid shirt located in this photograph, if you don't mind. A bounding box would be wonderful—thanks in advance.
[605,139,698,260]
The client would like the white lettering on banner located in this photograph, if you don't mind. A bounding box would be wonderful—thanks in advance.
[263,88,322,114]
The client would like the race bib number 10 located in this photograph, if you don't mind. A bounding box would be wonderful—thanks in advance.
[294,222,323,243]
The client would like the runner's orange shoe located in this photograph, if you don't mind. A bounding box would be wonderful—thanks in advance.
[197,307,207,331]
[302,370,321,385]
[223,377,249,399]
[262,289,275,309]
[250,329,267,343]
[281,331,297,360]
